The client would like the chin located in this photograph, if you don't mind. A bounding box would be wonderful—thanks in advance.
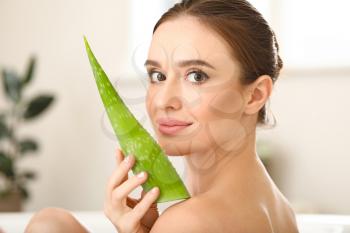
[154,123,211,156]
[156,138,193,156]
[158,138,213,157]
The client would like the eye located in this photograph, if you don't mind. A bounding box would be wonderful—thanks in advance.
[186,69,209,85]
[146,69,209,85]
[147,70,166,83]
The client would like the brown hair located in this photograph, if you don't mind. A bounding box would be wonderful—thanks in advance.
[153,0,282,127]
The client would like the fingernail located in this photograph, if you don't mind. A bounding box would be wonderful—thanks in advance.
[124,155,132,164]
[137,171,146,178]
[151,187,159,193]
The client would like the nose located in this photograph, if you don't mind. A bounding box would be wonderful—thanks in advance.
[153,74,183,112]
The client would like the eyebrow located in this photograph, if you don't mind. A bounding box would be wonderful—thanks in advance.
[144,59,216,70]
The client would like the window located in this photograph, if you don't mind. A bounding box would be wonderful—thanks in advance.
[129,0,177,77]
[278,0,350,70]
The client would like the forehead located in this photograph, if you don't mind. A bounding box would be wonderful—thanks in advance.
[147,16,233,66]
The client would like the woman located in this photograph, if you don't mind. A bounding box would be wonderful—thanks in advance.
[25,0,299,232]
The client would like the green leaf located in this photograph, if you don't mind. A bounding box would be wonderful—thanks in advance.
[19,139,39,154]
[18,170,37,180]
[0,151,14,177]
[22,56,36,86]
[0,188,12,198]
[1,69,22,103]
[23,95,55,119]
[0,120,10,140]
[18,185,29,200]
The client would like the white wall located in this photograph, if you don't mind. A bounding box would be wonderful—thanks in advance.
[1,0,350,214]
[259,73,350,214]
[0,0,132,211]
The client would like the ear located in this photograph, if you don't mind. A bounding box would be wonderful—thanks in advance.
[244,75,273,116]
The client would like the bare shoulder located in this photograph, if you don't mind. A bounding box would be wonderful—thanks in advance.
[150,194,269,233]
[150,190,299,233]
[150,196,218,233]
[150,193,293,233]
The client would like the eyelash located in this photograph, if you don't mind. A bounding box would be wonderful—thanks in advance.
[146,68,209,85]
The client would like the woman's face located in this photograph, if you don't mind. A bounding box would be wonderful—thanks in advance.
[145,16,250,156]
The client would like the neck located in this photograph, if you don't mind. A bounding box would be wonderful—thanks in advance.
[184,128,259,196]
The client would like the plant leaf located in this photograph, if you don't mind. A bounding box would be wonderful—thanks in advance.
[0,151,14,177]
[1,69,22,103]
[19,139,39,154]
[18,185,29,200]
[0,119,10,140]
[0,188,12,198]
[17,170,37,181]
[23,170,36,180]
[23,95,55,119]
[22,56,36,86]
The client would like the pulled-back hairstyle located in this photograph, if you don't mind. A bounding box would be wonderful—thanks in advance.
[153,0,282,127]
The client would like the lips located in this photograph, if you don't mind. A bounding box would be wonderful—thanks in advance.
[156,117,193,135]
[156,118,192,126]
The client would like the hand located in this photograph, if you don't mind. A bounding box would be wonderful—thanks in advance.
[104,148,160,233]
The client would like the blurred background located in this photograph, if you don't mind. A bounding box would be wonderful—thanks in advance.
[0,0,349,215]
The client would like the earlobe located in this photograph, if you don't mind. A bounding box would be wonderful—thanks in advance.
[244,75,273,115]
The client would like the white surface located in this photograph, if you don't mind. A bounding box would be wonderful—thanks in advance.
[296,215,350,233]
[1,212,350,233]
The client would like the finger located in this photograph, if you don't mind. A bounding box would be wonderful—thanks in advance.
[106,155,135,199]
[115,149,129,184]
[115,148,125,167]
[139,189,158,211]
[111,171,148,204]
[130,187,160,221]
[105,151,126,201]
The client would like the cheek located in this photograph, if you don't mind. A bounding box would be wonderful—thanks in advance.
[191,87,245,122]
[145,88,158,133]
[187,88,247,151]
[145,88,154,118]
[207,88,245,118]
[207,118,247,152]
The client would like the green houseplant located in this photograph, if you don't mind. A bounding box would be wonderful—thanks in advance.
[0,56,55,211]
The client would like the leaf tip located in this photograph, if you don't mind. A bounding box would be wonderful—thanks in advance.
[83,36,89,49]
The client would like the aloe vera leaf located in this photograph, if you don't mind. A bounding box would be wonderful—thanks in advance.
[83,36,190,203]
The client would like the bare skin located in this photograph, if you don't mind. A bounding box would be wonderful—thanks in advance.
[150,132,299,233]
[25,15,299,233]
[24,207,90,233]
